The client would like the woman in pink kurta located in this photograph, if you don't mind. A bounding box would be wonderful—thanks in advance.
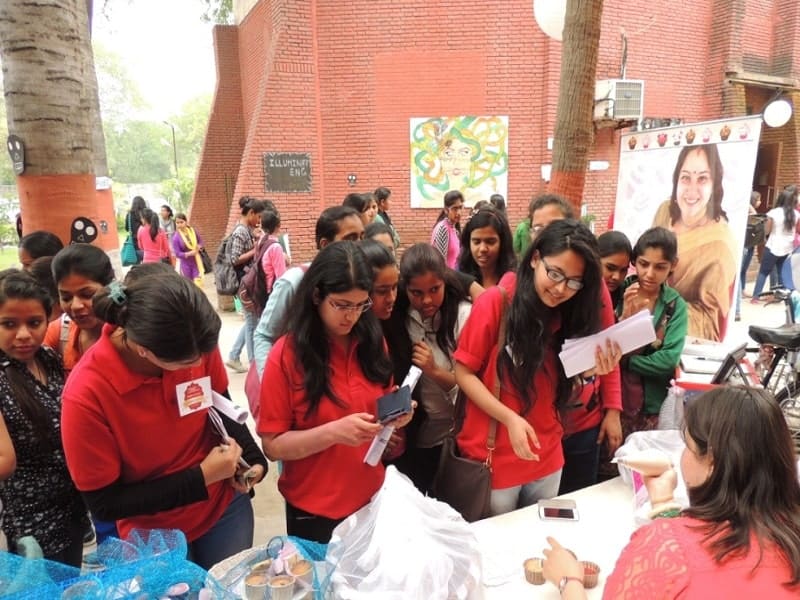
[136,208,170,264]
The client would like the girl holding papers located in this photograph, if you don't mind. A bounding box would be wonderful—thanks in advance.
[615,227,688,436]
[454,220,621,516]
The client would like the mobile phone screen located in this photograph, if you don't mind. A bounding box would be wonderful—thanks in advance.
[542,507,576,519]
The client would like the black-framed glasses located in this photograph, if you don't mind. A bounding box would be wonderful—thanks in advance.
[541,258,584,291]
[327,297,373,314]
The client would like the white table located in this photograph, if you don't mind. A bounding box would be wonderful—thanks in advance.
[471,478,635,599]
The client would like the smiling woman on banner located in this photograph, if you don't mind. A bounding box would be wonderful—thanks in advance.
[652,143,736,341]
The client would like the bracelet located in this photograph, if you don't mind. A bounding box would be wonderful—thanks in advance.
[652,507,681,519]
[558,576,584,595]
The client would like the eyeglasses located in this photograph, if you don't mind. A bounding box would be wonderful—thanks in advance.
[541,258,584,291]
[327,297,373,314]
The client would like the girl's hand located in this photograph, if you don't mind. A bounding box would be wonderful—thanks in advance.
[230,463,265,493]
[594,340,622,376]
[332,413,382,446]
[385,401,417,430]
[200,440,243,485]
[643,468,678,507]
[542,537,583,587]
[621,282,649,319]
[597,409,623,455]
[505,413,540,461]
[411,341,436,373]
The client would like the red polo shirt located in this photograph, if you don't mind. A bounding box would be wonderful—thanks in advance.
[61,325,232,541]
[455,276,564,489]
[258,335,390,519]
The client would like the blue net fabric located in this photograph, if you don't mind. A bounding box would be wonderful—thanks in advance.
[0,529,237,599]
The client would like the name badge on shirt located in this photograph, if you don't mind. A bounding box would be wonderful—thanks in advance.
[175,376,212,417]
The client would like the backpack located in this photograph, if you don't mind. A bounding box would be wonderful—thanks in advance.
[238,237,279,315]
[213,235,240,296]
[744,214,767,248]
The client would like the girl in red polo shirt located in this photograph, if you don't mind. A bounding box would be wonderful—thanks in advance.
[259,241,410,543]
[61,271,268,569]
[454,219,620,516]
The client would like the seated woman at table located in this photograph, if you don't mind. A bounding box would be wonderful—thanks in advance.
[542,386,800,599]
[258,241,414,543]
[615,227,687,437]
[454,220,621,516]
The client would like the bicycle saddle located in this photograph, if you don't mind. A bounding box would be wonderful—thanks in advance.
[749,323,800,348]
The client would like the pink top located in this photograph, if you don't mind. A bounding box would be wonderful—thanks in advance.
[137,227,170,263]
[431,218,460,269]
[259,235,287,293]
[604,516,798,599]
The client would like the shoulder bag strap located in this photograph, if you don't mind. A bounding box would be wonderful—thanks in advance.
[486,287,508,466]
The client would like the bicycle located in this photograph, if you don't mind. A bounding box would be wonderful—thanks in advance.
[747,287,800,452]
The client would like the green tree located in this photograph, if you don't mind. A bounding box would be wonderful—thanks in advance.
[168,94,212,174]
[106,120,172,183]
[201,0,233,24]
[160,169,195,214]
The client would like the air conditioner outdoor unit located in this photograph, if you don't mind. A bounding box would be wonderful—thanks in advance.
[594,79,644,122]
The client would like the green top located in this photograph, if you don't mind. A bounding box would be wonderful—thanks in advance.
[373,212,400,248]
[513,220,532,259]
[616,278,688,415]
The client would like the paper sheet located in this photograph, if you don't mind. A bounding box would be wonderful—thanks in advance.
[211,390,249,424]
[559,310,656,377]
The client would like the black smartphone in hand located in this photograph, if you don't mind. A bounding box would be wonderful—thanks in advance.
[376,386,412,424]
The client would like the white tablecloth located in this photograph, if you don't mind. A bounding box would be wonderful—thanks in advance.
[471,477,635,599]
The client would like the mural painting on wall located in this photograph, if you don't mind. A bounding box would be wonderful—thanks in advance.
[410,116,509,209]
[613,116,763,343]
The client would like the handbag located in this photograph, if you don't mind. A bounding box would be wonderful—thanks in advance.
[121,235,138,267]
[199,247,213,274]
[431,289,506,522]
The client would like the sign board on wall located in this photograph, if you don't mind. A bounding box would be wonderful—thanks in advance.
[614,116,763,342]
[264,153,312,192]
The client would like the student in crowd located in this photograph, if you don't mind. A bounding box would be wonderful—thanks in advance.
[159,204,176,235]
[18,231,64,271]
[61,272,268,569]
[342,192,377,227]
[125,196,147,263]
[431,190,464,269]
[751,185,799,301]
[136,208,170,264]
[364,222,396,257]
[386,243,471,493]
[253,206,364,376]
[373,186,400,248]
[359,240,399,324]
[615,227,687,436]
[0,269,87,566]
[226,196,268,373]
[454,220,621,515]
[172,213,208,287]
[258,241,412,543]
[489,193,506,213]
[522,196,623,495]
[597,231,633,308]
[512,198,538,260]
[28,256,61,321]
[457,206,516,288]
[250,208,287,318]
[543,386,800,599]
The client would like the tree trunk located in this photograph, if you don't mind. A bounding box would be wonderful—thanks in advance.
[0,0,118,251]
[549,0,604,213]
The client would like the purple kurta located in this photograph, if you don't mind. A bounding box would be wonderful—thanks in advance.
[171,228,205,280]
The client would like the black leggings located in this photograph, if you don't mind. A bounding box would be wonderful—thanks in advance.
[285,502,344,544]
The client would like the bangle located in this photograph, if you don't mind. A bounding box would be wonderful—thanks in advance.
[652,507,681,519]
[558,576,584,595]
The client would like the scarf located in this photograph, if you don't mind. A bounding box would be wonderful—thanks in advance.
[178,226,204,275]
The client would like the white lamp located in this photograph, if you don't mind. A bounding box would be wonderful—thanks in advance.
[533,0,567,41]
[763,97,793,128]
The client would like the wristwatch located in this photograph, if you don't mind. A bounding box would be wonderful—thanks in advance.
[558,575,584,595]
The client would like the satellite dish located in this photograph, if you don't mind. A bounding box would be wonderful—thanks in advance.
[763,98,792,128]
[533,0,566,41]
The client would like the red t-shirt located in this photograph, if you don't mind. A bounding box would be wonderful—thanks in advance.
[604,516,799,599]
[61,325,232,541]
[454,276,564,489]
[257,335,390,519]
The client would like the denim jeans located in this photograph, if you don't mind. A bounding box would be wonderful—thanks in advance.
[489,469,562,516]
[559,426,600,495]
[753,247,788,298]
[229,308,256,363]
[187,492,254,570]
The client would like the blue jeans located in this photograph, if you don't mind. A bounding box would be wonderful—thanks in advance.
[559,426,600,494]
[489,469,562,516]
[188,492,254,570]
[753,248,789,298]
[229,308,256,363]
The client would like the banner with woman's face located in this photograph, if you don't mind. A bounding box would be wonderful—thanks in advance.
[614,117,763,341]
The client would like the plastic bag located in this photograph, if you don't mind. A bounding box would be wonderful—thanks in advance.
[657,382,685,430]
[326,466,481,600]
[613,430,689,526]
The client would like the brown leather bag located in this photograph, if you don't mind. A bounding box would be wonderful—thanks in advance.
[431,289,506,522]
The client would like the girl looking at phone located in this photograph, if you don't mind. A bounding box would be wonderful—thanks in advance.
[454,220,621,516]
[258,241,413,543]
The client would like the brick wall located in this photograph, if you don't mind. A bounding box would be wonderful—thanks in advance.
[199,0,800,257]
